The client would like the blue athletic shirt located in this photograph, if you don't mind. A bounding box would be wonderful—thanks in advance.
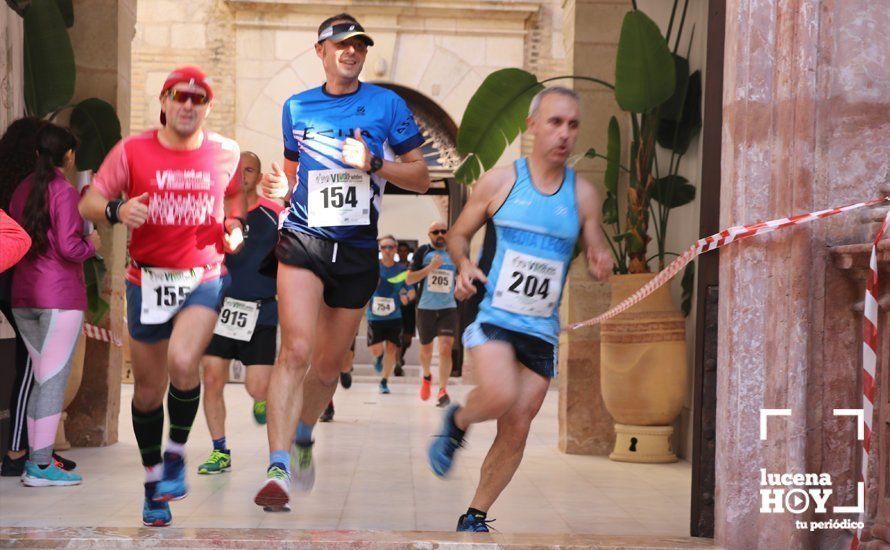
[411,245,457,311]
[280,83,424,248]
[366,262,412,322]
[220,198,284,326]
[469,158,580,345]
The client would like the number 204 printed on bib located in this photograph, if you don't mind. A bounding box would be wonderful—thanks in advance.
[491,250,563,318]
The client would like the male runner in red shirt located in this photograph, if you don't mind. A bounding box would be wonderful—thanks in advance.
[79,65,246,527]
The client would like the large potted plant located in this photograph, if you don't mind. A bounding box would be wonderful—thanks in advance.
[8,0,122,447]
[453,1,701,462]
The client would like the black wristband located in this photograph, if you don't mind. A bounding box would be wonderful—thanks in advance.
[105,199,124,224]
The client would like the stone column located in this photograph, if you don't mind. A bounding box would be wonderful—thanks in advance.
[558,257,612,454]
[63,0,136,447]
[557,0,629,457]
[716,1,890,548]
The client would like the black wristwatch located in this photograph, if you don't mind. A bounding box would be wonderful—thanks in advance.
[369,155,383,174]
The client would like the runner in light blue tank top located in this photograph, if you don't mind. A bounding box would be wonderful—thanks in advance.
[467,157,580,347]
[426,87,614,533]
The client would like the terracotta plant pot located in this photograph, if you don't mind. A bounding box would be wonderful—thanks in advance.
[600,273,688,462]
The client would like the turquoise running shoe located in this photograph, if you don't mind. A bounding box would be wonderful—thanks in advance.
[456,513,495,532]
[143,481,172,527]
[154,452,188,502]
[21,460,82,487]
[428,405,465,478]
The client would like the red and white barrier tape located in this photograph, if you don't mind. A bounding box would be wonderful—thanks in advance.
[563,196,889,545]
[82,322,122,347]
[566,196,890,331]
[852,209,889,550]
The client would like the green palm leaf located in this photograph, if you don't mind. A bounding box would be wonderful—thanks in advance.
[454,69,543,184]
[71,98,122,172]
[23,0,75,117]
[614,10,675,113]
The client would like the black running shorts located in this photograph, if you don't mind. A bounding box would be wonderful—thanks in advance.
[416,307,458,345]
[275,229,378,309]
[367,319,403,346]
[205,324,277,366]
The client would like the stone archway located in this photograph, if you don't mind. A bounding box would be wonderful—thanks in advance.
[372,82,466,227]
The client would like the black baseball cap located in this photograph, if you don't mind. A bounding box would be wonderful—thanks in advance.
[317,21,374,47]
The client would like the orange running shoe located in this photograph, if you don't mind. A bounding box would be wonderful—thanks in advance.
[420,376,432,401]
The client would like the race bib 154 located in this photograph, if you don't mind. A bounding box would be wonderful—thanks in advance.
[307,169,371,227]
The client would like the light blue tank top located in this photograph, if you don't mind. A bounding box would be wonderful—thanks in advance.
[473,158,581,345]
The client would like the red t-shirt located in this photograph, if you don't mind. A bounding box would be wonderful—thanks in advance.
[92,129,241,285]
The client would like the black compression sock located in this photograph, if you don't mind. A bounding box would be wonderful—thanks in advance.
[167,384,201,444]
[132,403,164,467]
[467,507,487,519]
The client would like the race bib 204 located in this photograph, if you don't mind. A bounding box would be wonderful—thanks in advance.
[491,250,564,317]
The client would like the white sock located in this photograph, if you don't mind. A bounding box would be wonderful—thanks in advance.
[165,440,185,457]
[145,463,163,483]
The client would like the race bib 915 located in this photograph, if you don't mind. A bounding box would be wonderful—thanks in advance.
[307,169,371,227]
[491,250,564,317]
[213,297,260,341]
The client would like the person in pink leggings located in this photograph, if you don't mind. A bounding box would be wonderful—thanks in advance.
[9,123,100,487]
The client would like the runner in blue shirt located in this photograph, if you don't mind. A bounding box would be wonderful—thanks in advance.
[366,235,415,394]
[407,221,458,407]
[255,12,430,510]
[427,87,613,532]
[198,152,283,476]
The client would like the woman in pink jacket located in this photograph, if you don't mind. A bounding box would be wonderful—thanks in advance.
[9,123,100,487]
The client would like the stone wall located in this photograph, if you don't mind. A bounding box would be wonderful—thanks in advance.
[716,0,890,547]
[0,5,24,129]
[63,0,137,447]
[129,1,540,171]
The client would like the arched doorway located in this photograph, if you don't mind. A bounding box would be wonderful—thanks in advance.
[373,83,469,376]
[373,83,466,227]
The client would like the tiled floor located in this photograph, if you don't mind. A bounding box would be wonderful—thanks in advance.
[0,380,691,536]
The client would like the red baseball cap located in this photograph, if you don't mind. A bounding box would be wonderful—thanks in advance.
[159,65,214,125]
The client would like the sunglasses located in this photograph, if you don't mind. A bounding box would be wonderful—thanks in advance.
[380,245,396,250]
[430,229,447,235]
[168,90,209,106]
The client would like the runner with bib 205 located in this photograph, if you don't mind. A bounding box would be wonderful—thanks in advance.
[253,13,430,511]
[427,86,613,532]
[79,66,246,527]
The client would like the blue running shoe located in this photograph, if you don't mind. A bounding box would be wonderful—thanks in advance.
[154,452,188,502]
[21,460,82,487]
[456,513,495,532]
[143,481,172,526]
[379,379,390,394]
[428,404,465,478]
[373,355,383,373]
